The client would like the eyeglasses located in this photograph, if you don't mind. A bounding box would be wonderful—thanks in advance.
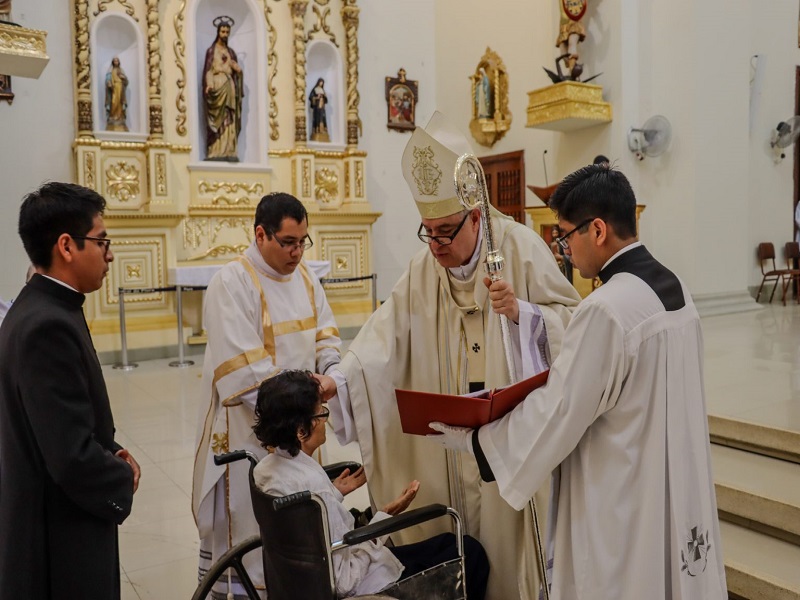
[71,235,112,253]
[311,406,330,421]
[269,232,314,251]
[555,218,595,251]
[417,211,471,246]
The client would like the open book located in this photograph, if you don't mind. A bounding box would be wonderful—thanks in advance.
[395,370,550,435]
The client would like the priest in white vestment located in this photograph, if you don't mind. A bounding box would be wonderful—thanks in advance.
[431,164,727,599]
[328,112,581,600]
[193,193,342,597]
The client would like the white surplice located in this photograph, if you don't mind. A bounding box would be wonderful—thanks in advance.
[192,242,342,594]
[253,449,402,597]
[329,210,581,600]
[478,244,727,599]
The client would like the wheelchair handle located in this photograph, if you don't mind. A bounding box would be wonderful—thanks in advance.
[273,491,312,510]
[214,449,259,467]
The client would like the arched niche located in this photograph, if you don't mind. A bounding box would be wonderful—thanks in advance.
[188,0,268,168]
[91,13,147,140]
[306,39,345,149]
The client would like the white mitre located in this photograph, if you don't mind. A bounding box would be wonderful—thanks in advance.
[401,111,475,219]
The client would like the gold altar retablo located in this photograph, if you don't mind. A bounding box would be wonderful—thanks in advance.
[526,80,611,132]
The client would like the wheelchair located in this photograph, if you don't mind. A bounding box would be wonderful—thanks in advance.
[192,449,467,600]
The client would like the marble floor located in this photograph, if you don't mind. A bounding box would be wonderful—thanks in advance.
[106,301,800,599]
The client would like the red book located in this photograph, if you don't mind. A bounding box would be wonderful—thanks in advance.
[395,370,550,435]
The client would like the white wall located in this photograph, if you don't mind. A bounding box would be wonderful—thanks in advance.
[0,0,74,300]
[358,0,438,299]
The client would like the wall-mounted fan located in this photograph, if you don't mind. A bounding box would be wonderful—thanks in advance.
[769,117,800,161]
[627,115,672,161]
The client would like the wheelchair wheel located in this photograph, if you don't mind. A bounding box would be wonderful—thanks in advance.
[192,535,263,600]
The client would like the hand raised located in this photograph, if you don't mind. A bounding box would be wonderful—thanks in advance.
[332,466,367,496]
[381,480,420,516]
[313,373,337,401]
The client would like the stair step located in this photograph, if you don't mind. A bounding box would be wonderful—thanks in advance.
[712,444,800,543]
[721,521,800,600]
[709,415,800,464]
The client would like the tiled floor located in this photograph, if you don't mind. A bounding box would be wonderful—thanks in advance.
[107,301,800,599]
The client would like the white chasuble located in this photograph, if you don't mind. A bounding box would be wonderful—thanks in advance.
[334,210,580,600]
[192,243,341,594]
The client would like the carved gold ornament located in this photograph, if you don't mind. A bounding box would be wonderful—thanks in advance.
[126,264,141,279]
[307,5,338,47]
[188,244,249,261]
[183,218,208,249]
[302,159,311,196]
[469,47,512,148]
[174,0,187,136]
[0,25,47,56]
[105,161,140,202]
[290,0,309,143]
[336,256,348,270]
[411,146,441,196]
[341,0,361,145]
[344,163,351,197]
[73,0,93,135]
[85,153,96,190]
[355,161,364,198]
[155,154,167,195]
[265,0,280,141]
[314,168,338,204]
[94,0,138,20]
[146,0,163,136]
[212,218,252,243]
[198,181,264,196]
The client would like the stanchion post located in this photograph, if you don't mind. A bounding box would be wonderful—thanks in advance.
[113,287,138,370]
[371,273,378,312]
[169,285,195,368]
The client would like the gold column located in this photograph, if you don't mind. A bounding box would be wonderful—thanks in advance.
[72,0,93,136]
[264,0,279,141]
[289,0,308,145]
[341,0,360,147]
[146,0,163,138]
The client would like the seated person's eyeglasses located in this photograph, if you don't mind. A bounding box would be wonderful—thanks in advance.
[269,232,314,251]
[417,211,471,246]
[71,235,112,252]
[555,218,594,251]
[312,406,330,421]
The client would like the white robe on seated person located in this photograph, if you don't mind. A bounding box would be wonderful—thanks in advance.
[254,449,402,597]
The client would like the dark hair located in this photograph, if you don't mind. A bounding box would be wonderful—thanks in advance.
[549,163,637,239]
[593,155,610,165]
[253,370,322,457]
[18,182,106,269]
[254,192,308,237]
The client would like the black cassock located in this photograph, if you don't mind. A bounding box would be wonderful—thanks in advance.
[0,274,133,599]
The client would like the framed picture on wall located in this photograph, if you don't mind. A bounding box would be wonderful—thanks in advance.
[385,68,418,131]
[0,74,13,105]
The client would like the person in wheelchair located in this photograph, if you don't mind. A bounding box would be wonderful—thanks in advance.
[252,370,489,599]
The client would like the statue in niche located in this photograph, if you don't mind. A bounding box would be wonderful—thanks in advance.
[203,16,244,162]
[475,67,493,119]
[308,78,330,142]
[105,57,129,132]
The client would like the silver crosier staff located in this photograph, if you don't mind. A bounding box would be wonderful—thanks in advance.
[454,154,551,600]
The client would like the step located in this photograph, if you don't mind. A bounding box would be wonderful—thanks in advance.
[711,444,800,544]
[721,521,800,600]
[709,415,800,464]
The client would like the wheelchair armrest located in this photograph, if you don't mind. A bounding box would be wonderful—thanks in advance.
[272,491,311,510]
[341,504,448,546]
[323,461,361,480]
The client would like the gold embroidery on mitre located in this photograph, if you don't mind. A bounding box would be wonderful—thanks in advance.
[211,432,229,455]
[412,146,442,196]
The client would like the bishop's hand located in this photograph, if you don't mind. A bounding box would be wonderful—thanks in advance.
[483,276,520,323]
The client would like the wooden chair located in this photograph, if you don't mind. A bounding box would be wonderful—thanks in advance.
[756,243,793,305]
[782,242,800,304]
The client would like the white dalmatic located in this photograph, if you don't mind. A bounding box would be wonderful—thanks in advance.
[192,242,341,596]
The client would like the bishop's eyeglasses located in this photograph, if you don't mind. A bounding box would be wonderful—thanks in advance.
[555,218,594,251]
[417,211,471,246]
